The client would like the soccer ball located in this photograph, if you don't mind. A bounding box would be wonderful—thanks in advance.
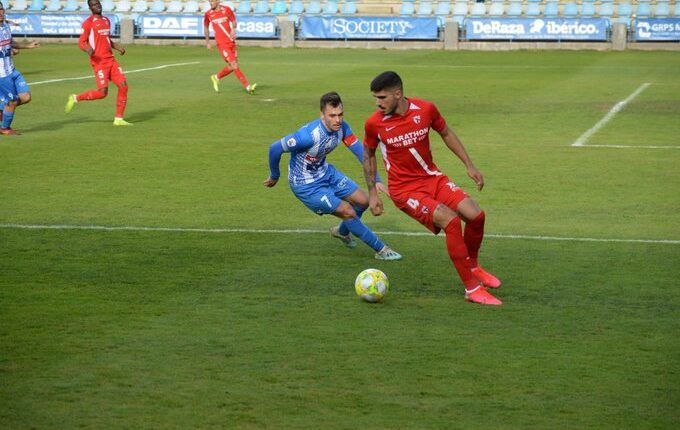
[354,268,389,303]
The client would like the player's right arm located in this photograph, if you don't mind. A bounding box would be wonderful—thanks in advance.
[78,18,94,56]
[362,120,384,216]
[264,130,314,188]
[203,14,212,49]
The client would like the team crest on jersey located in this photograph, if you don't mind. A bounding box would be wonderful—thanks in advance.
[413,115,421,124]
[287,137,297,148]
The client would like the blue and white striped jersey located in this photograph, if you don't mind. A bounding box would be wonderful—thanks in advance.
[277,119,359,186]
[0,21,15,78]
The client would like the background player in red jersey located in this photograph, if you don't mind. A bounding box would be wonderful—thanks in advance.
[204,0,256,94]
[64,0,131,126]
[363,71,503,306]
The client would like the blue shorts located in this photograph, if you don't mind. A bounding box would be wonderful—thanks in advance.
[291,165,359,215]
[0,70,29,105]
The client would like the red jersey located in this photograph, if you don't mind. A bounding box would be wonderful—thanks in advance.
[204,5,236,47]
[364,97,448,190]
[79,15,114,67]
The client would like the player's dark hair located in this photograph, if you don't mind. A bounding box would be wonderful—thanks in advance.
[370,71,403,92]
[320,91,342,112]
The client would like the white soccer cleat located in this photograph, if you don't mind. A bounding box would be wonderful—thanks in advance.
[113,118,133,126]
[246,83,257,95]
[330,225,357,249]
[375,246,402,261]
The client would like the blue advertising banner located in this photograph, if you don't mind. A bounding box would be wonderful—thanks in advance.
[7,13,119,36]
[465,18,609,41]
[137,15,278,39]
[299,16,439,40]
[634,18,680,41]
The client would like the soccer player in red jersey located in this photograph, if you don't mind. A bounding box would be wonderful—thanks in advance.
[204,0,257,94]
[363,71,502,306]
[64,0,131,126]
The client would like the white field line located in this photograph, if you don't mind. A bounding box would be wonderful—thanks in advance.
[572,82,651,147]
[28,61,200,86]
[1,223,678,245]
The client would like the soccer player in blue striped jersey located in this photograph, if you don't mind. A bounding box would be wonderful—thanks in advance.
[264,91,401,261]
[0,2,39,135]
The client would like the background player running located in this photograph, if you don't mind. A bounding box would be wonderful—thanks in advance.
[64,0,131,126]
[0,2,39,136]
[264,91,401,261]
[204,0,256,95]
[363,71,502,305]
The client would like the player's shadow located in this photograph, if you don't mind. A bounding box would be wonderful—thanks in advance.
[24,107,171,132]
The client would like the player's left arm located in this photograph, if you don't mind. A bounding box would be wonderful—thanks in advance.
[11,40,39,50]
[111,39,125,55]
[438,126,484,191]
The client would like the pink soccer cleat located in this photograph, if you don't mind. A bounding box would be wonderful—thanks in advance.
[471,266,501,289]
[465,285,502,306]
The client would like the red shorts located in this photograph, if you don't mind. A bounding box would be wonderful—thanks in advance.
[218,44,238,63]
[92,59,126,89]
[390,174,469,234]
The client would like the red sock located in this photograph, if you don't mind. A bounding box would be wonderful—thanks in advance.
[444,217,478,289]
[76,89,107,101]
[464,211,485,268]
[233,68,249,88]
[217,66,232,79]
[115,84,128,118]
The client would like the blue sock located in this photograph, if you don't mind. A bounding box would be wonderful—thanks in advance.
[343,216,384,252]
[339,204,365,236]
[2,109,14,129]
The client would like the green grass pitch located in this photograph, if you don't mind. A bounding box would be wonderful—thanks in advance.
[1,45,679,429]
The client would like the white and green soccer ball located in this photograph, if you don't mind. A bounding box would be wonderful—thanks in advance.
[354,268,389,303]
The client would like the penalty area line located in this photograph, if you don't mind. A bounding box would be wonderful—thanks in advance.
[0,223,678,245]
[28,61,201,86]
[572,82,651,148]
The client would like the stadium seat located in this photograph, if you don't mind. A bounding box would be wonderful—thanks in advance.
[416,1,432,16]
[45,0,62,10]
[674,2,680,17]
[543,0,559,18]
[506,2,522,17]
[616,2,632,23]
[131,0,147,12]
[635,2,651,18]
[183,0,199,13]
[270,0,286,14]
[306,0,322,14]
[115,0,132,12]
[11,0,28,11]
[399,1,415,16]
[323,0,338,15]
[470,2,486,16]
[149,0,164,12]
[28,0,45,11]
[253,0,269,14]
[654,1,670,17]
[562,2,578,17]
[452,1,467,25]
[236,0,251,14]
[62,0,79,11]
[525,1,541,17]
[487,0,503,16]
[597,1,613,17]
[434,0,450,27]
[165,0,182,12]
[289,0,303,14]
[100,0,114,12]
[580,1,595,18]
[341,0,357,14]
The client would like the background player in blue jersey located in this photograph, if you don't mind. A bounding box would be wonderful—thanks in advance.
[0,2,38,135]
[264,91,401,261]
